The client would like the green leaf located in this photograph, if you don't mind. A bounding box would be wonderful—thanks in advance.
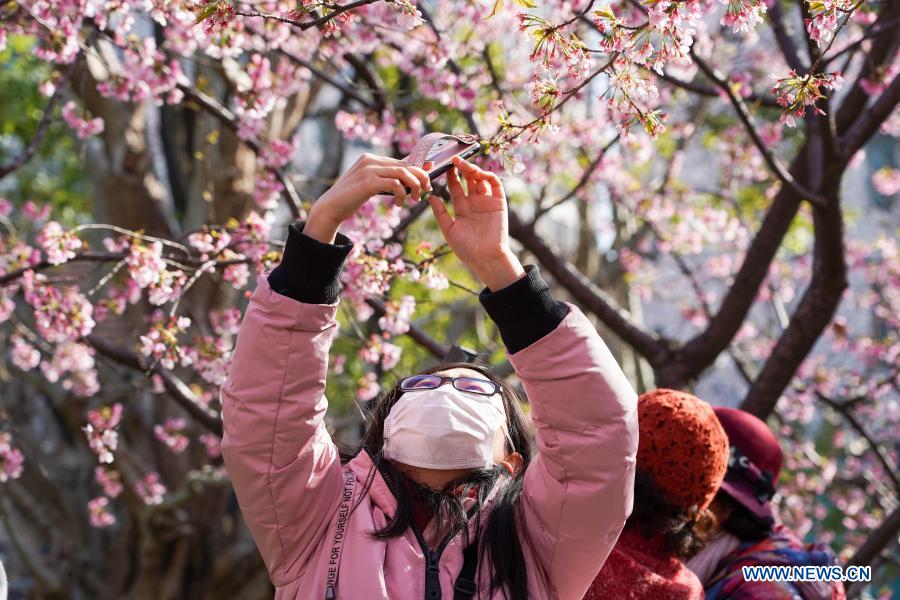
[486,0,504,19]
[194,3,219,24]
[487,0,539,20]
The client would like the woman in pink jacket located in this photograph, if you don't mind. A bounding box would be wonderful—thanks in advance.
[221,153,638,599]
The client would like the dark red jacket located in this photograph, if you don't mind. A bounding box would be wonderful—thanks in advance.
[585,528,704,600]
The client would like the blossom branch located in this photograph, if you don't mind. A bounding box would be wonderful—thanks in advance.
[0,250,250,288]
[0,251,121,287]
[815,391,900,499]
[839,73,900,160]
[531,135,621,223]
[86,335,222,436]
[176,84,306,218]
[365,297,449,358]
[501,59,615,143]
[234,0,381,31]
[833,0,899,119]
[0,47,82,179]
[690,50,828,206]
[740,181,847,418]
[654,70,780,108]
[416,3,482,136]
[823,15,900,64]
[848,506,900,572]
[277,49,375,108]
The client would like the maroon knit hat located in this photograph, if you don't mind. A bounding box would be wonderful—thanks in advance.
[714,407,783,522]
[637,389,729,512]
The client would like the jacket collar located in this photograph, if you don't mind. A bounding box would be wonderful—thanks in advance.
[347,450,398,519]
[346,449,508,544]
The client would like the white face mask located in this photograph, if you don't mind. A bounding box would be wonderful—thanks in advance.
[382,385,513,470]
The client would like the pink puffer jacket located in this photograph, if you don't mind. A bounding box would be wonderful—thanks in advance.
[221,276,638,599]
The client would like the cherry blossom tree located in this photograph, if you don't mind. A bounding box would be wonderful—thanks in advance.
[0,0,897,596]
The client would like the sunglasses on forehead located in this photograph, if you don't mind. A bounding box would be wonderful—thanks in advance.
[399,374,500,397]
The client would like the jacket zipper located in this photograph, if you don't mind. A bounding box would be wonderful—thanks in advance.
[378,460,458,600]
[412,519,455,600]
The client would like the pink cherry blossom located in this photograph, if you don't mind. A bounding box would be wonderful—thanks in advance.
[154,417,189,454]
[199,433,221,459]
[96,38,184,105]
[0,433,25,482]
[188,229,231,258]
[0,295,13,324]
[805,0,856,47]
[771,70,844,127]
[332,354,346,375]
[22,201,50,223]
[22,272,95,343]
[720,0,767,32]
[10,336,40,371]
[259,139,295,170]
[61,101,104,139]
[210,307,242,336]
[872,168,900,196]
[37,221,83,265]
[357,372,381,402]
[88,496,115,528]
[139,313,191,370]
[134,472,166,506]
[378,295,415,335]
[147,268,186,306]
[184,332,233,385]
[127,241,167,288]
[83,403,123,464]
[95,467,124,498]
[40,341,99,397]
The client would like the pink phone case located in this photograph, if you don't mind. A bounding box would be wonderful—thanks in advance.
[379,133,482,196]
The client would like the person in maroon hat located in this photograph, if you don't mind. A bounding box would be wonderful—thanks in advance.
[585,389,730,600]
[687,406,847,600]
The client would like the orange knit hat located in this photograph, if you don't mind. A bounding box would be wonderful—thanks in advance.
[637,389,729,512]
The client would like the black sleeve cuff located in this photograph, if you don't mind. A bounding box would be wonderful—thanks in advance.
[479,265,570,354]
[266,221,353,305]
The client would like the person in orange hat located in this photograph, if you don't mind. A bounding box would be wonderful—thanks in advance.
[585,389,730,600]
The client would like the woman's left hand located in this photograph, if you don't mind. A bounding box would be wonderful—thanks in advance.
[427,156,525,291]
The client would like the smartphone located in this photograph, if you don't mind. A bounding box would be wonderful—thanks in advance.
[380,139,482,197]
[424,139,482,183]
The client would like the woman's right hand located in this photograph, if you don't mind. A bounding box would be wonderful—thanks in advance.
[304,153,432,244]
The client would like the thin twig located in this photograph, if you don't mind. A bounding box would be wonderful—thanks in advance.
[690,50,828,207]
[502,57,616,143]
[72,223,191,254]
[0,46,84,179]
[177,84,306,218]
[532,134,621,223]
[823,15,900,64]
[234,0,380,31]
[86,334,222,435]
[816,391,900,499]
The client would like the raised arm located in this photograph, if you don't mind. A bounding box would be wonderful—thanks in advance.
[221,154,431,585]
[482,272,638,599]
[221,224,352,585]
[430,157,638,598]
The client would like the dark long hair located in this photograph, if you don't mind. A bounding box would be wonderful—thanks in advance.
[627,470,716,559]
[343,361,533,599]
